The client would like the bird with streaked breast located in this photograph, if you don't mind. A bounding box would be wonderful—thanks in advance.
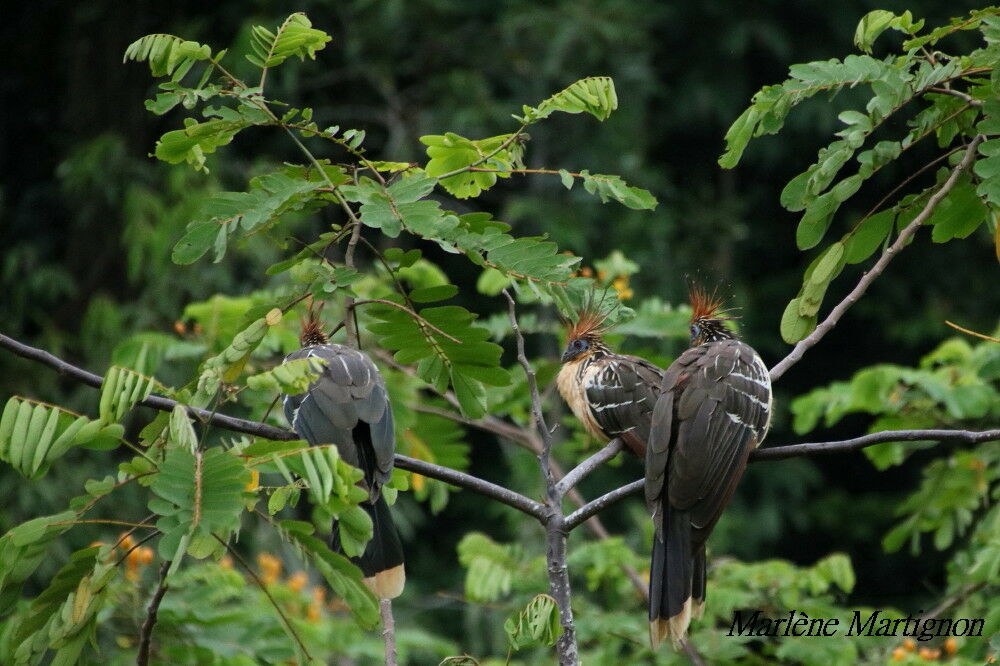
[646,286,772,649]
[556,307,665,460]
[282,315,405,600]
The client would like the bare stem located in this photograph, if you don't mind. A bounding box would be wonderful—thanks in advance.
[380,599,397,666]
[769,135,984,383]
[136,562,170,666]
[503,289,578,665]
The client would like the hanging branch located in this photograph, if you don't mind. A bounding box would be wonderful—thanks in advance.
[769,136,985,383]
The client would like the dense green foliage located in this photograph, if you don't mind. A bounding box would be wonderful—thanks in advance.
[1,3,997,665]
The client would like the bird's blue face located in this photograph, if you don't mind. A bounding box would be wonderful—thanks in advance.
[689,323,701,345]
[561,337,590,363]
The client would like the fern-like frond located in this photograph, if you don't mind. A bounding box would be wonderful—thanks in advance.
[123,34,212,78]
[246,13,331,70]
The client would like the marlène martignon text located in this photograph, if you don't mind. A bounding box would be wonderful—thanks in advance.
[729,610,985,641]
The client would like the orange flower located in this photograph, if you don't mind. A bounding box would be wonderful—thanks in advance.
[902,639,916,652]
[257,552,283,585]
[891,646,907,662]
[942,637,957,655]
[918,647,940,660]
[287,571,309,593]
[119,533,136,551]
[219,555,233,569]
[612,275,633,300]
[307,586,326,623]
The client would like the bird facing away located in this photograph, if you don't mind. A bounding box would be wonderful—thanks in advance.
[556,306,665,459]
[646,286,772,649]
[282,317,404,599]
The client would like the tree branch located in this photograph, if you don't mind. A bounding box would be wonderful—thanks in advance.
[567,427,1000,530]
[750,428,1000,462]
[0,332,547,521]
[136,562,170,666]
[768,135,985,383]
[5,332,995,539]
[504,290,578,666]
[555,439,623,497]
[395,454,547,520]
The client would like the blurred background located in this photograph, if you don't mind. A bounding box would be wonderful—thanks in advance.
[2,1,997,663]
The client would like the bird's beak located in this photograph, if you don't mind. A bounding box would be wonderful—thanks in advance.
[560,349,574,363]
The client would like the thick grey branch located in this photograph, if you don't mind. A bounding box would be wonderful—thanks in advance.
[769,136,985,383]
[566,427,1000,530]
[555,438,623,496]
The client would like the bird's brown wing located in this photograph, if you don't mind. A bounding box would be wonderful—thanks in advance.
[646,340,771,539]
[584,354,664,456]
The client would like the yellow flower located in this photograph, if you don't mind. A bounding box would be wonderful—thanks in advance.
[245,469,260,492]
[612,275,633,300]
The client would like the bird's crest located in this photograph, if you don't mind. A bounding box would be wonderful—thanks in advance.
[300,298,329,347]
[688,282,735,323]
[564,289,617,341]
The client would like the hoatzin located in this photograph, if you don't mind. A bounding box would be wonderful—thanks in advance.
[557,287,771,650]
[282,316,405,599]
[646,287,772,648]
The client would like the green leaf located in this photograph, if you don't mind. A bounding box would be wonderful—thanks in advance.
[578,171,657,210]
[796,192,838,250]
[422,133,515,198]
[246,13,331,69]
[175,169,327,264]
[0,398,121,479]
[367,302,509,418]
[98,366,159,423]
[154,117,245,172]
[517,77,618,123]
[123,34,212,78]
[843,210,893,264]
[149,447,250,560]
[410,284,459,303]
[246,357,327,394]
[854,11,900,53]
[281,521,379,628]
[780,298,816,344]
[456,532,521,602]
[0,511,76,599]
[504,594,562,650]
[929,182,989,242]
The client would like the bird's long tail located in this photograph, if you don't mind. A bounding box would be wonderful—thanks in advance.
[649,507,703,649]
[333,495,405,599]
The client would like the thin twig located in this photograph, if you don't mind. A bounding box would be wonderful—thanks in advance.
[769,135,985,383]
[750,428,1000,462]
[343,216,364,348]
[435,126,528,180]
[136,562,170,666]
[944,320,1000,343]
[353,299,462,343]
[928,87,983,107]
[380,599,398,666]
[215,537,314,662]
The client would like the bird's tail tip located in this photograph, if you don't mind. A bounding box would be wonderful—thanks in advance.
[650,597,694,651]
[364,564,406,600]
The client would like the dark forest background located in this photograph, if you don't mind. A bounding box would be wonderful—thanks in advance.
[1,1,997,663]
